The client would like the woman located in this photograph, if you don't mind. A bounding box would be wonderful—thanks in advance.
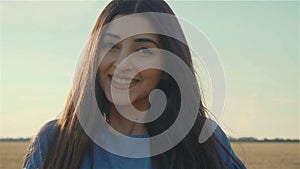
[23,0,246,168]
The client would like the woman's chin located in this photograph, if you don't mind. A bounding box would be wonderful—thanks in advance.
[107,95,133,106]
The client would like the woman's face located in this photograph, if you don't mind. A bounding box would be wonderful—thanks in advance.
[98,14,163,110]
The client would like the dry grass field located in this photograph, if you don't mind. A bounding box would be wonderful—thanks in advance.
[0,142,299,169]
[232,142,300,169]
[0,142,29,169]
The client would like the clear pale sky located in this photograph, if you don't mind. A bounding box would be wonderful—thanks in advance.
[1,1,299,139]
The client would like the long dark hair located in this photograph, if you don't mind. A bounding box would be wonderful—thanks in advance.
[27,0,244,168]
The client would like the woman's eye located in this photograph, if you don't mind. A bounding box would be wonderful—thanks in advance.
[103,42,118,49]
[136,46,154,55]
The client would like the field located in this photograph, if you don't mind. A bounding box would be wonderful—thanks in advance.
[232,142,300,169]
[0,142,299,169]
[0,142,29,169]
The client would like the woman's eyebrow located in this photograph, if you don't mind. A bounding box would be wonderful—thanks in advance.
[134,38,159,47]
[102,33,159,47]
[102,32,121,39]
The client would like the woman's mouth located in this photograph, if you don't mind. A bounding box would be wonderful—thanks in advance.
[108,74,140,90]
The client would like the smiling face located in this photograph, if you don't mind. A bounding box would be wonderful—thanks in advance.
[98,15,163,110]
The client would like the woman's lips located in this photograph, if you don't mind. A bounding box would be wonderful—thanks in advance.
[108,75,140,90]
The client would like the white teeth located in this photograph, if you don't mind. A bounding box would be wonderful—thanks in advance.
[113,77,132,84]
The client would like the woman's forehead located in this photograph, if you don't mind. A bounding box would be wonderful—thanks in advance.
[102,14,159,40]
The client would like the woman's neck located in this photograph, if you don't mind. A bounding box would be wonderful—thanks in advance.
[109,105,148,135]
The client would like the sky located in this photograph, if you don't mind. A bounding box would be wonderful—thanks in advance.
[1,0,299,139]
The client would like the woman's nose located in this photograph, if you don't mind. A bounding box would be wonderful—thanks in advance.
[113,47,134,70]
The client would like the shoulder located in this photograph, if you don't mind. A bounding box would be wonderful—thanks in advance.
[33,119,59,149]
[33,119,60,154]
[213,123,232,150]
[38,119,59,140]
[211,121,246,169]
[23,119,60,169]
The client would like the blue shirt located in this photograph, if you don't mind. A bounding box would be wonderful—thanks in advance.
[23,120,246,169]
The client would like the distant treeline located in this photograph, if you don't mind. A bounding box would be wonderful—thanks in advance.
[0,138,30,142]
[0,137,299,142]
[229,137,300,142]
